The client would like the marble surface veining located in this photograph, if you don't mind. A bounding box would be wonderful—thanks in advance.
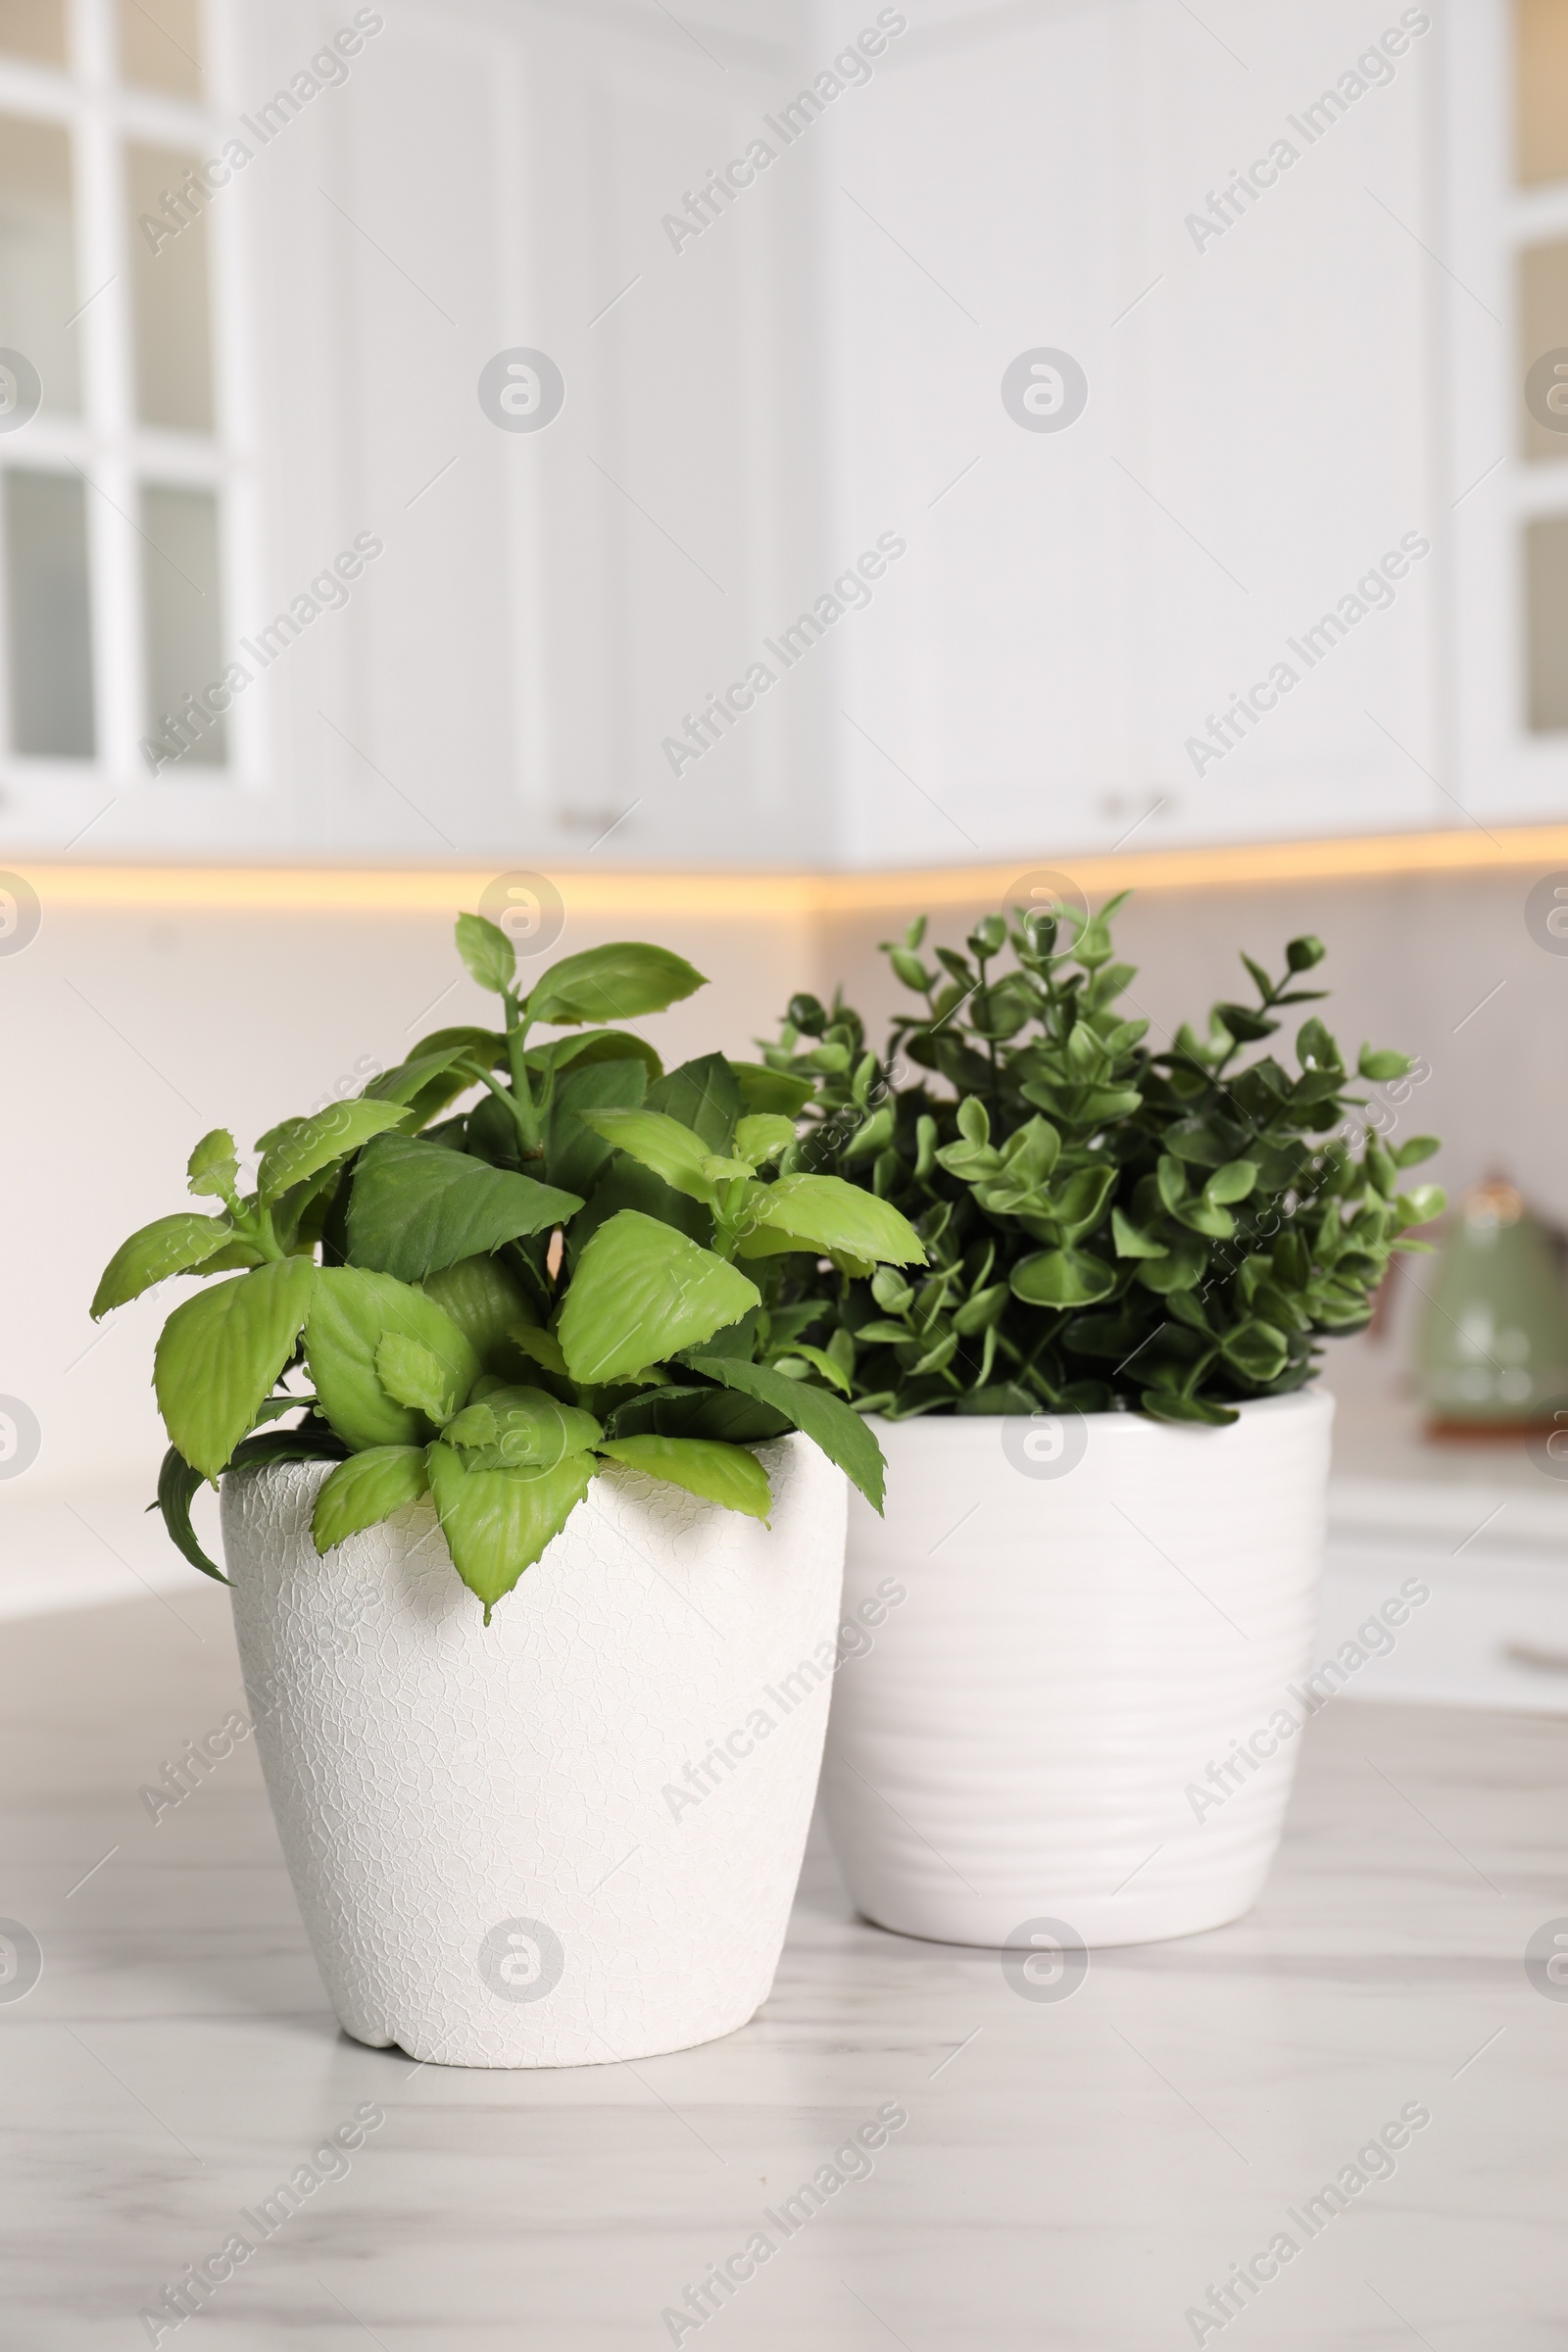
[0,1585,1563,2350]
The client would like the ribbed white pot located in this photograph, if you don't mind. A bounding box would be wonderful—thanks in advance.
[220,1436,847,2068]
[823,1391,1335,1949]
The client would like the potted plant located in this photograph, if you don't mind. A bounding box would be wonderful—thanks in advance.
[758,896,1444,1949]
[92,916,923,2067]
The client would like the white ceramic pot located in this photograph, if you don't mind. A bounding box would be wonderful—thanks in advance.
[823,1391,1335,1949]
[220,1435,846,2068]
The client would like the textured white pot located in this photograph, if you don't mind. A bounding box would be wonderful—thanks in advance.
[823,1391,1335,1949]
[220,1435,847,2068]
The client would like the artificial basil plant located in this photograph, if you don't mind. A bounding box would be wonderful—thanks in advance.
[93,918,925,1619]
[755,893,1444,1426]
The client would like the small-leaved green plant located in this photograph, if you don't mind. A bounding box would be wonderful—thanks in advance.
[756,894,1444,1424]
[94,919,925,1618]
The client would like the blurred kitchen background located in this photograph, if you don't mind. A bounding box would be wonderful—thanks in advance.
[3,0,1568,1708]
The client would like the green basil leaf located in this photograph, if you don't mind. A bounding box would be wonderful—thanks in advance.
[728,1060,816,1116]
[740,1173,925,1266]
[375,1333,458,1422]
[444,1385,603,1468]
[577,1108,716,1202]
[770,1340,851,1395]
[155,1444,229,1584]
[680,1352,886,1511]
[313,1445,430,1553]
[734,1113,798,1168]
[455,910,516,995]
[425,1442,595,1616]
[257,1100,409,1202]
[347,1133,580,1281]
[646,1053,743,1151]
[557,1210,759,1386]
[544,1057,648,1198]
[596,1435,771,1521]
[186,1127,238,1200]
[526,1029,664,1082]
[524,942,707,1028]
[153,1259,317,1481]
[306,1267,479,1451]
[507,1320,569,1378]
[92,1212,235,1318]
[419,1254,533,1375]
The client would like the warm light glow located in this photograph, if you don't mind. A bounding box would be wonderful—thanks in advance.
[15,824,1568,914]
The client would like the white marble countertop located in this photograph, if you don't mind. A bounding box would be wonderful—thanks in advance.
[2,1585,1564,2351]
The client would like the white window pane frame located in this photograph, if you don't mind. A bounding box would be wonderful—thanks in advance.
[0,0,259,838]
[1447,0,1568,820]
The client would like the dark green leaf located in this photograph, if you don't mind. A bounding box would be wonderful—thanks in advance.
[155,1445,229,1584]
[420,1254,533,1375]
[681,1352,887,1511]
[729,1060,817,1116]
[646,1053,742,1152]
[1009,1249,1117,1307]
[348,1133,580,1281]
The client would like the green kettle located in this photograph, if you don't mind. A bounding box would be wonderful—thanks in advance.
[1416,1177,1568,1432]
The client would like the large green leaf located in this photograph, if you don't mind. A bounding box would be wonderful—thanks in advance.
[153,1260,317,1480]
[347,1133,580,1281]
[313,1446,430,1554]
[363,1040,491,1130]
[421,1254,533,1373]
[425,1442,595,1616]
[565,1155,711,1264]
[524,942,706,1028]
[256,1100,409,1202]
[527,1029,663,1083]
[596,1435,771,1521]
[740,1174,926,1266]
[606,1382,790,1445]
[306,1267,480,1451]
[578,1108,715,1202]
[92,1212,234,1318]
[544,1057,648,1198]
[455,910,515,995]
[557,1210,759,1385]
[729,1060,816,1116]
[647,1053,741,1151]
[680,1352,885,1511]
